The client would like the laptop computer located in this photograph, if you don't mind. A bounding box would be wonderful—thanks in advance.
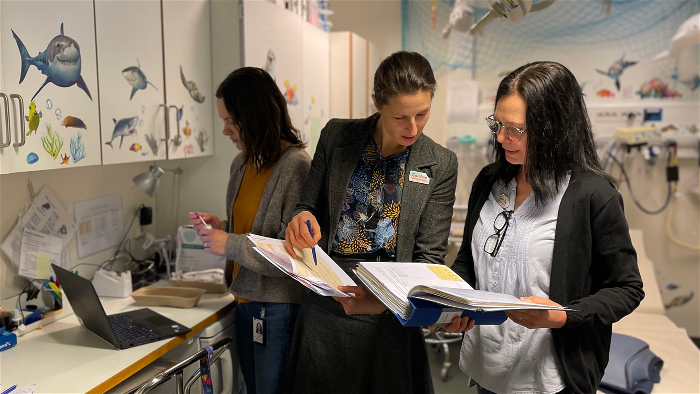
[52,264,191,349]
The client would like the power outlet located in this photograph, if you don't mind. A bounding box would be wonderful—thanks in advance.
[593,109,643,124]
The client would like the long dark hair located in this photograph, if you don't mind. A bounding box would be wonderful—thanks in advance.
[216,67,304,170]
[373,51,437,107]
[492,61,612,206]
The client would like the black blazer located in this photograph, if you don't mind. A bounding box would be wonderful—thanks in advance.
[296,113,458,264]
[452,163,645,394]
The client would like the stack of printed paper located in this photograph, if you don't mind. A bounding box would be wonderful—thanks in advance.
[248,234,356,297]
[354,262,570,326]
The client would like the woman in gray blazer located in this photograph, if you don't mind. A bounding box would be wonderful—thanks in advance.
[283,52,458,394]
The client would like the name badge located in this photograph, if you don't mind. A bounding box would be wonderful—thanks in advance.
[253,316,267,345]
[409,171,430,185]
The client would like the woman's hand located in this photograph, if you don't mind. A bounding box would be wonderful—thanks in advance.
[429,316,475,333]
[333,286,387,315]
[196,228,229,256]
[505,296,567,329]
[285,211,321,258]
[188,212,224,231]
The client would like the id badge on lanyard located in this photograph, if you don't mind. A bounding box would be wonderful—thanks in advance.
[253,305,267,345]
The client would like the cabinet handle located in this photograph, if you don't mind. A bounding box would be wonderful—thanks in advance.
[168,105,182,147]
[10,94,26,147]
[160,103,170,147]
[0,93,10,148]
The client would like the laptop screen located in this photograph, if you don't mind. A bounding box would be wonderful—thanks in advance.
[51,264,120,347]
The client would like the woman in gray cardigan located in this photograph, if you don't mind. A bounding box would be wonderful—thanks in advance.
[190,68,310,394]
[283,52,458,393]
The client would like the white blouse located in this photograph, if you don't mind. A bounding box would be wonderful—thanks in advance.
[459,174,570,394]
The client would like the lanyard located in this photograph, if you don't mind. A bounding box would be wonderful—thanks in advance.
[199,345,214,393]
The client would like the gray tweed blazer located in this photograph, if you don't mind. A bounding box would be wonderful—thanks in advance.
[223,146,311,303]
[295,113,458,264]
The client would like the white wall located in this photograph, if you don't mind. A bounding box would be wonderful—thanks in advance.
[329,0,403,63]
[616,156,700,336]
[0,163,154,301]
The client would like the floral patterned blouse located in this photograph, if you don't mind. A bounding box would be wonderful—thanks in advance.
[332,137,410,256]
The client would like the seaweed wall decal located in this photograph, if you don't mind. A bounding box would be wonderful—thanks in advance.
[41,123,63,159]
[70,132,86,163]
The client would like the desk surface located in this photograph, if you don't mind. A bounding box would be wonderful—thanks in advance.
[1,287,234,393]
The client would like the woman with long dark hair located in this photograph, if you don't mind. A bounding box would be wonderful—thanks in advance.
[189,67,310,394]
[449,61,644,394]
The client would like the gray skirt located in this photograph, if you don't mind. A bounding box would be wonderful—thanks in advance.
[283,255,434,394]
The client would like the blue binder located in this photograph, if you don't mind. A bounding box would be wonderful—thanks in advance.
[395,297,508,327]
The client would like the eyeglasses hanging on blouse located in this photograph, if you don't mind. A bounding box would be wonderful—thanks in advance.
[484,209,514,257]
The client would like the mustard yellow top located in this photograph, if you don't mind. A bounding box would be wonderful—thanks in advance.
[231,164,275,303]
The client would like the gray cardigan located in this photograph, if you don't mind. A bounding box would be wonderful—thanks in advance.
[223,146,311,303]
[296,114,458,264]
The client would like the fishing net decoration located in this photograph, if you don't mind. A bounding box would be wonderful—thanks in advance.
[403,0,699,75]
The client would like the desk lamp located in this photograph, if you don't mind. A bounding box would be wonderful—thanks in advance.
[132,165,184,277]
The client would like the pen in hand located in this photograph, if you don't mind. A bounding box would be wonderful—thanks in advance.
[1,385,17,394]
[306,219,317,266]
[194,211,212,229]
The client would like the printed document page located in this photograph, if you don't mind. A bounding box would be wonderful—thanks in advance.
[356,262,570,318]
[358,262,473,298]
[355,262,474,318]
[248,234,356,297]
[74,194,124,258]
[410,289,570,311]
[19,229,63,279]
[1,186,76,270]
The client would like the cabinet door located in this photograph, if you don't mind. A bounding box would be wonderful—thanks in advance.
[329,31,369,120]
[162,0,214,160]
[95,0,167,165]
[0,27,11,174]
[244,1,304,139]
[302,22,329,154]
[367,42,381,117]
[350,33,368,120]
[0,0,101,173]
[329,32,351,119]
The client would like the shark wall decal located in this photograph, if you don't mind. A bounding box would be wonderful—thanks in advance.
[12,23,93,101]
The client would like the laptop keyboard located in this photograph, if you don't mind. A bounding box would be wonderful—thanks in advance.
[108,314,159,344]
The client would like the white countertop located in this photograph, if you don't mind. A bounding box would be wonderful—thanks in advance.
[0,287,234,393]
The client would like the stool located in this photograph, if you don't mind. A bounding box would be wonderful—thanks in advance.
[423,328,463,382]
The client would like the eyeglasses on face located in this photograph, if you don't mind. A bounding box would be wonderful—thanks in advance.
[483,209,514,257]
[486,115,526,142]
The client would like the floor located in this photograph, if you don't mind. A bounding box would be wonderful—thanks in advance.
[427,334,476,394]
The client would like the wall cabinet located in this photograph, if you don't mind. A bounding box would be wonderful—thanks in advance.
[0,0,102,173]
[0,27,9,174]
[329,31,379,120]
[95,0,168,164]
[161,0,214,160]
[0,0,214,172]
[367,42,381,117]
[302,21,330,152]
[244,1,329,152]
